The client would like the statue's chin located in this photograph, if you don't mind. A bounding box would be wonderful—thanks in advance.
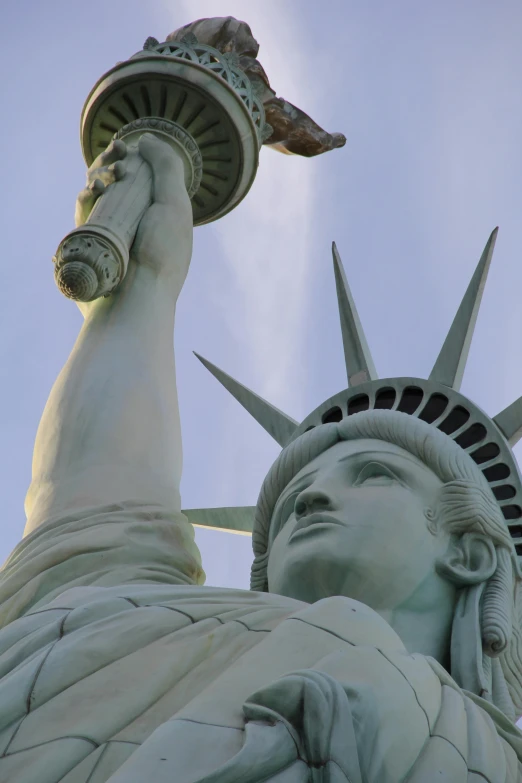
[270,556,397,608]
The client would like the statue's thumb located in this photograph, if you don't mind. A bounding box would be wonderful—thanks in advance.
[138,133,176,205]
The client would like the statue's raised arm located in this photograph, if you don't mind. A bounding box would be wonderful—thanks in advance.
[25,134,193,531]
[27,16,345,536]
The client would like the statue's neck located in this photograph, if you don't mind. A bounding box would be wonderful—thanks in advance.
[376,577,456,669]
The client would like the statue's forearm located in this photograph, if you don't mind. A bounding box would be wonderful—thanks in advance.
[25,265,183,534]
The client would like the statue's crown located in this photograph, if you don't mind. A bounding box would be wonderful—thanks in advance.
[196,230,522,557]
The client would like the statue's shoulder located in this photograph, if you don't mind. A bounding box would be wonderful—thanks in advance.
[285,595,406,651]
[15,582,305,630]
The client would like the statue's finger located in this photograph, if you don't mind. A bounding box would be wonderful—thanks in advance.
[99,139,127,168]
[108,160,126,181]
[89,178,105,197]
[87,161,122,188]
[87,140,127,177]
[75,186,96,226]
[75,179,105,223]
[76,182,102,214]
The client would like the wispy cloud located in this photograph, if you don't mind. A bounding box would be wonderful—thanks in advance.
[174,2,316,412]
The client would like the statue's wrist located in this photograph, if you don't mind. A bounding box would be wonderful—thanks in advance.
[115,262,182,308]
[77,261,180,323]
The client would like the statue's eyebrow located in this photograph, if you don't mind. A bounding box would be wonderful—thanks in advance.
[336,450,418,468]
[337,450,389,466]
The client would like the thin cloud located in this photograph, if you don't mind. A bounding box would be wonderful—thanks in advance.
[171,3,316,412]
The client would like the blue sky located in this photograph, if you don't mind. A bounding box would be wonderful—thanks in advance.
[3,0,522,594]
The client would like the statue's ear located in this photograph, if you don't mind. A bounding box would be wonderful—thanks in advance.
[436,532,497,586]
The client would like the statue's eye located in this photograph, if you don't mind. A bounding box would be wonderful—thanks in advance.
[353,462,401,487]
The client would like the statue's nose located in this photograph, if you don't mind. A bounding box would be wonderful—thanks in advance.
[294,489,333,518]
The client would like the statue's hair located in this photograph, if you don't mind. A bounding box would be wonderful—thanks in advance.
[250,409,522,718]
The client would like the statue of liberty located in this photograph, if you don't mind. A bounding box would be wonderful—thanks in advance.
[1,16,522,782]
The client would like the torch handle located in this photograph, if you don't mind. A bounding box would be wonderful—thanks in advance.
[53,141,152,302]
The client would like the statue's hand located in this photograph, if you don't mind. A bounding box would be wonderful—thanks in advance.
[75,138,128,229]
[75,134,193,313]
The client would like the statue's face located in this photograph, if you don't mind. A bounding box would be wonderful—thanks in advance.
[267,438,451,609]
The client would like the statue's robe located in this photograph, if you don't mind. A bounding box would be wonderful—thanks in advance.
[0,503,520,782]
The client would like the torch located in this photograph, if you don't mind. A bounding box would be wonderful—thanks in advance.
[53,33,272,302]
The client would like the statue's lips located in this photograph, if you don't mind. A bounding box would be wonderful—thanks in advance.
[291,513,343,537]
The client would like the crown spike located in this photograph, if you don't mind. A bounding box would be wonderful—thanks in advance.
[493,396,522,447]
[429,228,498,391]
[332,242,378,386]
[194,353,298,447]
